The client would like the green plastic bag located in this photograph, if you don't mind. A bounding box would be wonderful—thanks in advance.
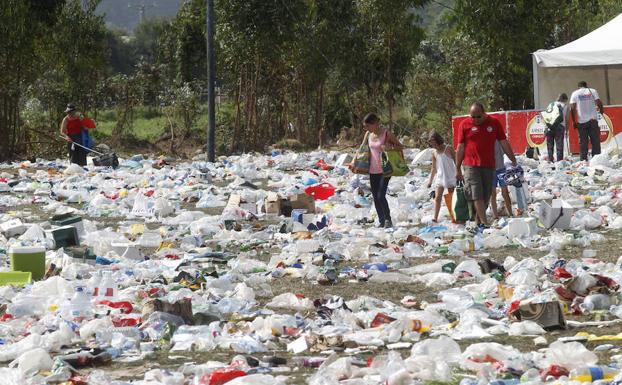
[382,150,409,177]
[452,181,470,222]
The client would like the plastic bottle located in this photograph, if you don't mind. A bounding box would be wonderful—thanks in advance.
[99,271,117,298]
[88,271,102,297]
[67,286,94,321]
[570,366,618,382]
[96,326,143,344]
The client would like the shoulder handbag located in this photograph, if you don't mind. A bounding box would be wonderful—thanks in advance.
[351,132,370,174]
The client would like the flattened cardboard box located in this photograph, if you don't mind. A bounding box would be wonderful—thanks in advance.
[513,301,566,330]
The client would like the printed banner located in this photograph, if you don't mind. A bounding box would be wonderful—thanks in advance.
[452,106,622,154]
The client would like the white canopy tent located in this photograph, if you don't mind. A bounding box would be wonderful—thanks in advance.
[532,14,622,109]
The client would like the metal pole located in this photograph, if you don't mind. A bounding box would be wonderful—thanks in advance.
[206,0,216,162]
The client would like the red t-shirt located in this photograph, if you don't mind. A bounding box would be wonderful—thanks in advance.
[458,115,506,168]
[66,116,83,136]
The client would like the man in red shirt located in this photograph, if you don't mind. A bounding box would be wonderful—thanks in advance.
[456,102,517,227]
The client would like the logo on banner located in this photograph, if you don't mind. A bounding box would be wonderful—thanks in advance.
[597,113,613,143]
[525,115,547,148]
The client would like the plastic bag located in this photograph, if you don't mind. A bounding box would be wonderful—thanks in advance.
[266,293,313,311]
[508,320,546,336]
[382,150,410,177]
[9,348,53,376]
[452,182,470,222]
[131,193,155,217]
[544,341,597,370]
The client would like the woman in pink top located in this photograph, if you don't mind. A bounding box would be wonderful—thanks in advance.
[363,113,403,228]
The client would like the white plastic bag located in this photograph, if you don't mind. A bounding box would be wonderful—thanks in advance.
[131,193,155,217]
[544,341,597,370]
[9,348,53,376]
[266,293,313,311]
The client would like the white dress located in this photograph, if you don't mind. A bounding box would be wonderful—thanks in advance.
[434,145,457,189]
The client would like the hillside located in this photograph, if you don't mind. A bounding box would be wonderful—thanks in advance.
[96,0,181,32]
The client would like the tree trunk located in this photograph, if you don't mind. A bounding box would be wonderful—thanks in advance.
[243,65,251,153]
[316,81,325,149]
[295,78,302,143]
[250,56,260,150]
[230,72,242,154]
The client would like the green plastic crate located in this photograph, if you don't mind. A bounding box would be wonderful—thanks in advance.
[9,246,46,281]
[51,215,82,227]
[0,271,32,286]
[46,226,79,249]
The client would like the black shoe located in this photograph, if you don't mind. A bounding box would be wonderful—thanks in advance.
[384,219,393,228]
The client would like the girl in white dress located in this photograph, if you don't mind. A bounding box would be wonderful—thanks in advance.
[427,132,457,222]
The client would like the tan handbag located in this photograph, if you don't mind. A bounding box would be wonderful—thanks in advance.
[351,132,370,174]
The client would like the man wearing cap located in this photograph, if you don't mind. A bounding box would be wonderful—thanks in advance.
[60,103,87,166]
[456,102,517,228]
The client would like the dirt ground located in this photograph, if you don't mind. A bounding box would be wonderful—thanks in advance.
[2,167,622,384]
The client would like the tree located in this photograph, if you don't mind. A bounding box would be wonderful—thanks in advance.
[449,0,602,110]
[0,1,66,159]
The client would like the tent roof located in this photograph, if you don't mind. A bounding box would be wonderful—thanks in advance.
[533,14,622,67]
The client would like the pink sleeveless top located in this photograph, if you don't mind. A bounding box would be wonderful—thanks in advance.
[368,130,387,174]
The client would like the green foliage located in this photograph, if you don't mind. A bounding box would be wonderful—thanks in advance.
[160,81,202,139]
[449,0,603,110]
[3,0,622,161]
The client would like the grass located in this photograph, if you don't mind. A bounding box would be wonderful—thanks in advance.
[92,102,447,155]
[95,104,236,143]
[95,108,170,142]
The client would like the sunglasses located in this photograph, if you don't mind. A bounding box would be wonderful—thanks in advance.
[471,115,482,119]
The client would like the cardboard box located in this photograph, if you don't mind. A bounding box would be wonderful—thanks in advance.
[289,193,315,212]
[265,192,281,215]
[1,218,26,237]
[538,199,575,230]
[280,193,315,217]
[263,192,315,216]
[513,301,566,330]
[227,193,242,208]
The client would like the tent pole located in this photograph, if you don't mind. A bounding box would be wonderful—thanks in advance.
[532,55,540,109]
[604,66,611,105]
